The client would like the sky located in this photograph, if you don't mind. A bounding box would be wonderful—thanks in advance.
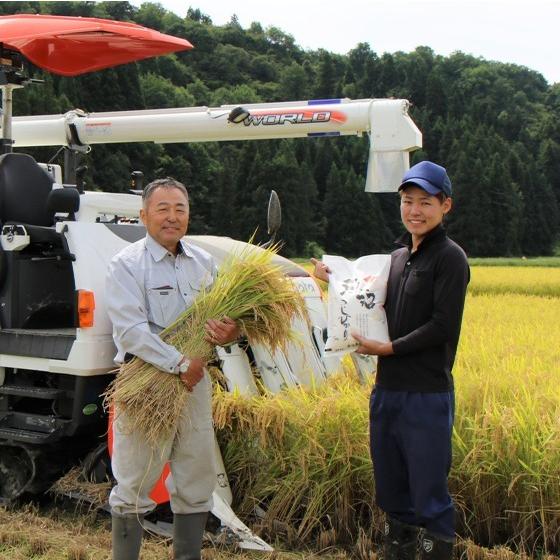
[132,0,559,85]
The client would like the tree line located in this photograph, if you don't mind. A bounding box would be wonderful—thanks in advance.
[2,1,559,257]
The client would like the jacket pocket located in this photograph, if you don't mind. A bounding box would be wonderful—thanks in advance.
[147,286,177,327]
[403,269,431,296]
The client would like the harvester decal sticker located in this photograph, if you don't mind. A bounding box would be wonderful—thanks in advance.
[85,121,112,137]
[242,109,347,126]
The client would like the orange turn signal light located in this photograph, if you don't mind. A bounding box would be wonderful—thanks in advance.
[77,290,95,328]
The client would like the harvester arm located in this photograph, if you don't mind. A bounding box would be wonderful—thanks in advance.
[10,98,421,192]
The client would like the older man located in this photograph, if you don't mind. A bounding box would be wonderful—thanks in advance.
[106,178,239,560]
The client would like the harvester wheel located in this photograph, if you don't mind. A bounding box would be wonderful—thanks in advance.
[0,444,36,501]
[80,442,112,483]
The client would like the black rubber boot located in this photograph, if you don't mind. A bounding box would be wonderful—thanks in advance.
[419,533,454,560]
[173,512,209,560]
[111,514,143,560]
[382,516,419,560]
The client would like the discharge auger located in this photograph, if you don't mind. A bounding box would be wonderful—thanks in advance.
[9,97,421,193]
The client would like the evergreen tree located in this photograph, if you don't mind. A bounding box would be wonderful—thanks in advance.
[486,155,522,256]
[278,63,309,101]
[324,166,390,256]
[446,152,495,256]
[518,161,559,255]
[314,50,341,99]
[1,0,558,255]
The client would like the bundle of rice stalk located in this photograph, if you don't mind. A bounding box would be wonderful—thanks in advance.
[104,243,306,447]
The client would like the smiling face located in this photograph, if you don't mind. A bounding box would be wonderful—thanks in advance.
[140,186,189,254]
[400,185,452,249]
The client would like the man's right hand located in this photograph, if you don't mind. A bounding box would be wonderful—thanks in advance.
[179,357,205,392]
[310,257,331,283]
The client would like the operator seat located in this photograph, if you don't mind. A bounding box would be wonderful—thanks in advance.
[0,153,80,328]
[0,152,58,294]
[0,152,55,226]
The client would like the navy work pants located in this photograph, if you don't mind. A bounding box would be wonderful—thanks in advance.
[370,387,455,540]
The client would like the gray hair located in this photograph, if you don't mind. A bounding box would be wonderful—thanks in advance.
[142,177,189,207]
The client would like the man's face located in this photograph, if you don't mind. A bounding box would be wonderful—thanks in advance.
[140,186,189,252]
[400,185,452,240]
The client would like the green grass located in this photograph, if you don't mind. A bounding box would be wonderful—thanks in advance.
[468,256,560,267]
[295,256,560,267]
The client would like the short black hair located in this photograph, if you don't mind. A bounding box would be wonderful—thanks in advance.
[142,177,189,206]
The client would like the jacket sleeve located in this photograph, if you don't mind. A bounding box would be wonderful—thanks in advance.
[106,256,183,374]
[391,246,470,355]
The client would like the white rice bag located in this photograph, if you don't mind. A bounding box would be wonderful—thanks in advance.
[323,254,391,357]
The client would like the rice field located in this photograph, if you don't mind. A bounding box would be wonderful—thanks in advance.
[1,263,559,559]
[468,267,560,297]
[212,263,560,558]
[452,290,560,553]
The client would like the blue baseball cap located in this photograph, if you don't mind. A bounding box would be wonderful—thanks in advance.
[398,161,452,197]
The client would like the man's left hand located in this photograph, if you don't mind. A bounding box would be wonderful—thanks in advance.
[351,332,394,356]
[205,316,241,346]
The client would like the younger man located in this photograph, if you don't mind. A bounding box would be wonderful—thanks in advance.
[313,161,469,560]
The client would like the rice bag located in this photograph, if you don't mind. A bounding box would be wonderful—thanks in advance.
[323,254,391,356]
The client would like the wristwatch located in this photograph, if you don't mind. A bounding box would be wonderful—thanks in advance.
[178,359,190,374]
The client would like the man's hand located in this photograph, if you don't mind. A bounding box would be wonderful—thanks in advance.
[204,316,240,347]
[310,257,330,283]
[352,332,394,356]
[179,357,205,392]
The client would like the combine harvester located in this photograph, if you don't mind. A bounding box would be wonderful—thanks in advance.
[0,13,421,549]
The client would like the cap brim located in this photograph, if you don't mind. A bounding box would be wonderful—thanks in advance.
[398,179,442,196]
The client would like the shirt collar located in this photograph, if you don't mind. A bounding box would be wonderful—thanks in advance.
[395,224,447,252]
[145,234,194,262]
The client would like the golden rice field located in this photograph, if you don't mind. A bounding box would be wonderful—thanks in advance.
[213,264,560,558]
[452,290,560,553]
[468,266,560,297]
[1,264,559,559]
